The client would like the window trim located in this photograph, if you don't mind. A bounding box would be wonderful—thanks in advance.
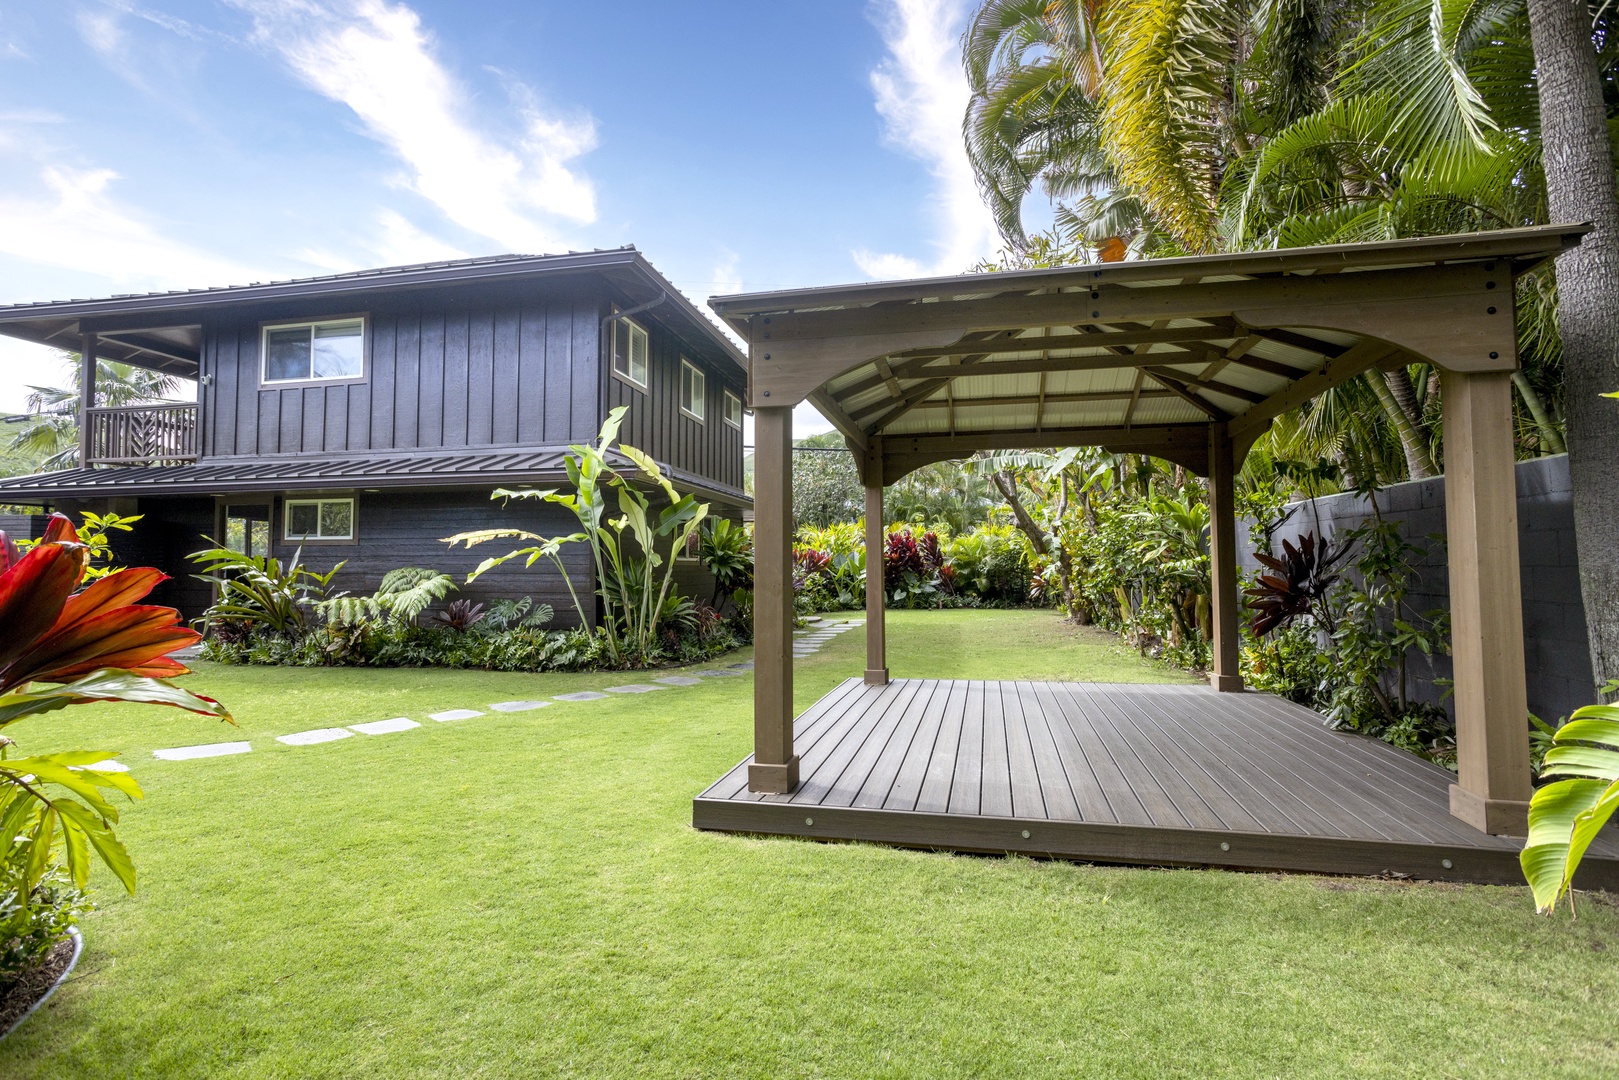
[722,388,743,430]
[611,317,650,391]
[675,527,702,562]
[679,358,706,423]
[260,316,368,387]
[282,497,357,543]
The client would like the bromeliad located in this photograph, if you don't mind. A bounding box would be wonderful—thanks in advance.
[0,513,231,899]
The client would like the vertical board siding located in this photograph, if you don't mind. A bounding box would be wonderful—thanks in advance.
[197,280,739,491]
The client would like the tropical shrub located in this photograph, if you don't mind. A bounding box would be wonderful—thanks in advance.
[314,566,456,627]
[0,514,230,978]
[189,544,344,636]
[699,518,753,604]
[481,596,554,632]
[1522,702,1619,913]
[445,407,707,667]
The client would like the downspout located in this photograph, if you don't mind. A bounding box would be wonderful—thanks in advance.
[601,291,668,338]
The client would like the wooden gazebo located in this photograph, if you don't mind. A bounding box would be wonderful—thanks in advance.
[694,225,1619,885]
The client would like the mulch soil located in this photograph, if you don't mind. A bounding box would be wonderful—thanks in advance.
[0,935,76,1038]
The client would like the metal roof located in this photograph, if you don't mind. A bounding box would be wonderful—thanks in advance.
[0,246,746,378]
[709,224,1586,471]
[0,448,750,506]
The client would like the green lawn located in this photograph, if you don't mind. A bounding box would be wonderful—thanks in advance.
[3,610,1614,1078]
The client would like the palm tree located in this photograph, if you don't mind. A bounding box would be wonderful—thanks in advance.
[5,353,183,471]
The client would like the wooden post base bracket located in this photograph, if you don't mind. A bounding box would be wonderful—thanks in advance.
[1208,673,1245,693]
[864,668,890,686]
[749,757,800,794]
[1449,783,1529,837]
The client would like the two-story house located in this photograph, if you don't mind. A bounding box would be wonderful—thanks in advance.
[0,248,749,625]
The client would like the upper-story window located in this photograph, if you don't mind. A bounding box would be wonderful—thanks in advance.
[263,318,365,383]
[612,318,649,390]
[680,359,706,422]
[723,389,743,429]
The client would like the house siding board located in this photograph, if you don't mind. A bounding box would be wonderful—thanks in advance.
[269,491,596,629]
[193,279,734,490]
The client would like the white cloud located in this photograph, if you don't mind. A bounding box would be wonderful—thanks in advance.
[75,10,125,58]
[296,209,471,272]
[855,0,998,280]
[0,165,254,289]
[231,0,597,253]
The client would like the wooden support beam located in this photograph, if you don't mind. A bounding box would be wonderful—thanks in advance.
[1229,340,1395,440]
[1207,423,1243,692]
[884,320,1240,364]
[750,406,798,793]
[1442,370,1532,835]
[910,390,1173,410]
[78,333,96,467]
[1141,369,1227,420]
[807,387,867,451]
[865,479,888,685]
[1141,365,1267,405]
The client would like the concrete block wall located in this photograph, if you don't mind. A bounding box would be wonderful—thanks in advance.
[1237,454,1594,723]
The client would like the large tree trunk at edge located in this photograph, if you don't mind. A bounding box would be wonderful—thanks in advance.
[1527,0,1619,693]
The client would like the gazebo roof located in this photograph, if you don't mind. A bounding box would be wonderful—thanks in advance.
[710,225,1585,473]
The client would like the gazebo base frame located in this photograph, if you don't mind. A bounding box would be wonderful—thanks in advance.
[694,678,1619,889]
[1448,784,1531,836]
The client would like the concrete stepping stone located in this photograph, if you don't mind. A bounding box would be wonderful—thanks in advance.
[76,760,130,772]
[554,691,609,702]
[604,684,666,694]
[154,741,251,761]
[489,700,551,712]
[350,717,420,736]
[696,669,739,677]
[653,676,703,686]
[277,728,354,746]
[429,709,484,723]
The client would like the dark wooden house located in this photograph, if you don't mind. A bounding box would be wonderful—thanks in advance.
[0,249,750,625]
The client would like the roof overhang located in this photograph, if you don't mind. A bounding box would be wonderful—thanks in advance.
[0,247,747,380]
[709,224,1586,478]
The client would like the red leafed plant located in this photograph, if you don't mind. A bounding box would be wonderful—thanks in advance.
[0,513,231,902]
[1244,532,1353,637]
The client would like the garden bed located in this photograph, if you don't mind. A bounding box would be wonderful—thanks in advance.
[0,930,80,1040]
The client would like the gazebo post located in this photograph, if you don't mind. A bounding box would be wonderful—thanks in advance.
[749,405,799,793]
[863,438,888,685]
[1442,369,1532,835]
[1206,423,1244,692]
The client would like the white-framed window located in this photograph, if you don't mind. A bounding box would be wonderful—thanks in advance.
[262,318,365,384]
[284,498,355,541]
[680,358,706,422]
[723,389,743,429]
[612,318,649,389]
[676,528,702,561]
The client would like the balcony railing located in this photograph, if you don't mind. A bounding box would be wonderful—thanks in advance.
[85,403,199,466]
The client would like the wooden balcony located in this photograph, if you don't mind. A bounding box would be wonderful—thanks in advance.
[84,403,198,466]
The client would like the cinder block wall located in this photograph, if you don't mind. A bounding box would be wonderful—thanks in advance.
[1237,454,1594,723]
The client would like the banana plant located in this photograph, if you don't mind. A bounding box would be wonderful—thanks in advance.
[445,406,708,666]
[1521,705,1619,914]
[0,514,231,904]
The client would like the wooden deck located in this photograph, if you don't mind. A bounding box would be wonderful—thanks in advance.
[694,679,1619,887]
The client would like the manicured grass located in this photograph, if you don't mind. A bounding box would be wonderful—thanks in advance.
[3,610,1614,1077]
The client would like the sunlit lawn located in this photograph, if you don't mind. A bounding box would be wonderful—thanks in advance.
[2,609,1613,1077]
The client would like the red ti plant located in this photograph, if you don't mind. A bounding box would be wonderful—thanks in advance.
[0,513,231,898]
[1244,532,1352,637]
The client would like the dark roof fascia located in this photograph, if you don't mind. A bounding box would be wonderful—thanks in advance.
[707,223,1591,329]
[0,247,746,375]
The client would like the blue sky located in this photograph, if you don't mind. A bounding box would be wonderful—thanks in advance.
[0,0,1008,434]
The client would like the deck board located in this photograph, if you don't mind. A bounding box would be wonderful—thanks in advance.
[695,678,1619,888]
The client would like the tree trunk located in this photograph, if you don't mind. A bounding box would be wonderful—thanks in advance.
[1512,371,1568,454]
[993,470,1080,621]
[1526,0,1619,693]
[1363,370,1436,478]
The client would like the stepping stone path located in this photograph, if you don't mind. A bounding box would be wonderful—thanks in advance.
[145,621,856,766]
[350,717,420,736]
[428,708,484,722]
[154,741,251,761]
[78,760,129,772]
[277,728,354,746]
